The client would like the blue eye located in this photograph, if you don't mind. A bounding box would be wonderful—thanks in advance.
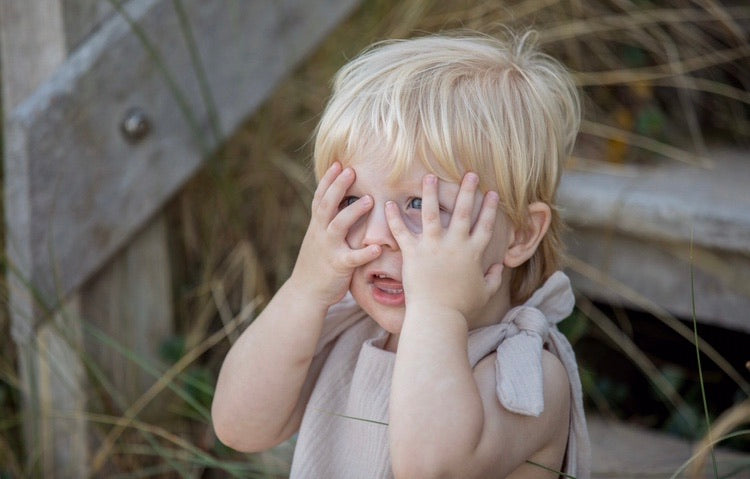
[408,197,422,210]
[339,196,359,210]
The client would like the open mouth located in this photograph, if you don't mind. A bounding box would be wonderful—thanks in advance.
[370,273,405,306]
[372,273,403,293]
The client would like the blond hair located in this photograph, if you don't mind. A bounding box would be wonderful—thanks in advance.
[313,31,580,303]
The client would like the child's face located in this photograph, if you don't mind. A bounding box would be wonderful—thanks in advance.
[341,154,513,337]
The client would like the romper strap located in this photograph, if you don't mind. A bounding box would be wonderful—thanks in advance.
[494,271,575,416]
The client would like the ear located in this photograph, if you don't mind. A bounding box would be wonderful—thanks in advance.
[503,202,552,268]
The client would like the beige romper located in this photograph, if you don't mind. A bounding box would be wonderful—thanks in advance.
[290,271,591,478]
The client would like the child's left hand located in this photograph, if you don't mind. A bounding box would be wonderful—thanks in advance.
[385,172,504,320]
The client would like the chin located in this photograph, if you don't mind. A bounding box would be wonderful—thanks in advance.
[359,300,405,335]
[350,286,405,334]
[369,310,404,335]
[350,281,406,334]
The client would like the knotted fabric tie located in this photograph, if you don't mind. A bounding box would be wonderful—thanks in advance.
[495,272,575,416]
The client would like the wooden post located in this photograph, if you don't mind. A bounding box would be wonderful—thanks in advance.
[2,1,172,476]
[80,217,173,417]
[1,1,90,476]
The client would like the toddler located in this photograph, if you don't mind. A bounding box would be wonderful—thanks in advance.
[212,30,590,478]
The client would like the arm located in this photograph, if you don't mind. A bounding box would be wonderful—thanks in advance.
[392,323,570,478]
[386,173,569,477]
[211,163,381,452]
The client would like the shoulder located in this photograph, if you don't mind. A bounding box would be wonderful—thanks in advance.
[474,348,570,415]
[468,350,570,477]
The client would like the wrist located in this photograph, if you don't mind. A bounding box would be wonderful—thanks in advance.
[399,301,470,352]
[282,274,339,313]
[404,300,468,327]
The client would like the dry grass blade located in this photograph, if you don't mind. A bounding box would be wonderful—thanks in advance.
[538,7,750,44]
[688,399,750,478]
[577,296,690,419]
[268,153,315,213]
[567,256,750,397]
[697,0,748,44]
[571,44,750,86]
[379,0,433,39]
[0,433,23,478]
[579,120,711,167]
[88,297,260,476]
[652,77,750,106]
[509,0,562,20]
[211,281,240,345]
[81,412,210,462]
[184,240,267,351]
[665,244,750,301]
[650,27,707,158]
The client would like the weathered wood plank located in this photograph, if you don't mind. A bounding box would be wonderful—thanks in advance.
[560,149,750,333]
[80,216,172,412]
[61,0,116,52]
[560,150,750,256]
[5,0,362,307]
[589,415,750,478]
[35,300,90,477]
[0,1,67,110]
[1,1,90,476]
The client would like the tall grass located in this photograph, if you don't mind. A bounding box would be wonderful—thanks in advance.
[174,0,750,475]
[1,0,749,477]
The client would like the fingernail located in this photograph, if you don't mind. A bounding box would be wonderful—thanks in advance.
[424,174,437,185]
[488,191,499,202]
[361,195,372,205]
[466,172,479,184]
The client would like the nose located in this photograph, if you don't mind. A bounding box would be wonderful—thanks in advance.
[360,202,399,251]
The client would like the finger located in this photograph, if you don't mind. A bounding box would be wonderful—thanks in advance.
[313,162,342,207]
[448,172,480,235]
[484,263,504,295]
[471,190,500,245]
[343,244,382,268]
[421,174,441,237]
[329,195,373,236]
[385,201,411,249]
[317,167,355,221]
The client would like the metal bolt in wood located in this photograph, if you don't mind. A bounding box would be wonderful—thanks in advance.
[121,107,150,142]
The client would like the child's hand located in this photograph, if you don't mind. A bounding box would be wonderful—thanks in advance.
[385,172,503,319]
[291,162,381,307]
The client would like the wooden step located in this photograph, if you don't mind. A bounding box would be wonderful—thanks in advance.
[559,148,750,335]
[589,415,750,478]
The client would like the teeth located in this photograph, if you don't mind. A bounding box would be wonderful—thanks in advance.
[381,288,403,294]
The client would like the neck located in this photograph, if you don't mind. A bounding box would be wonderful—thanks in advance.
[384,332,399,352]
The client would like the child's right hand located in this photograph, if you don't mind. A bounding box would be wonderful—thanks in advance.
[290,162,381,307]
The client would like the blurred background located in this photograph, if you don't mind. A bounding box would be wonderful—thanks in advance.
[1,0,749,477]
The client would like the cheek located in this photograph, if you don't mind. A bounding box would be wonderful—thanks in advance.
[482,220,510,268]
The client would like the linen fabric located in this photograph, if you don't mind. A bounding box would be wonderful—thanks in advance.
[289,271,590,478]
